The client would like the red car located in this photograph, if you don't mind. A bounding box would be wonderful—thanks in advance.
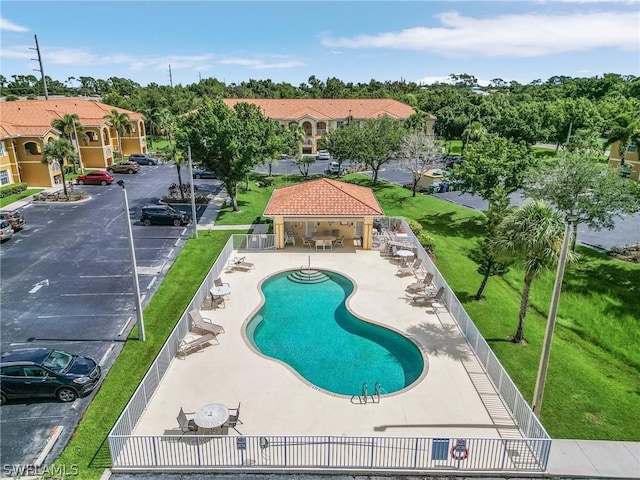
[76,171,114,186]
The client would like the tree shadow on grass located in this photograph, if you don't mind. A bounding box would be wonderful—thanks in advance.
[563,247,639,320]
[417,211,485,240]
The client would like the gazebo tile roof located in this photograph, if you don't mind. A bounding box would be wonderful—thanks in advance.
[264,178,383,216]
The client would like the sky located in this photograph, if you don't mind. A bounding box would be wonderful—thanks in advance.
[1,1,639,88]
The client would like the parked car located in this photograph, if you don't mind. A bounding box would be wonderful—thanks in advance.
[0,220,14,242]
[444,156,463,169]
[76,171,114,186]
[0,210,25,231]
[0,348,101,404]
[317,150,331,161]
[140,205,190,226]
[129,153,159,165]
[192,169,216,179]
[106,161,140,174]
[327,161,342,175]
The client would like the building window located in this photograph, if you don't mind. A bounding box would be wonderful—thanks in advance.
[627,144,637,153]
[336,121,345,129]
[24,141,41,155]
[0,170,8,185]
[0,142,6,156]
[85,131,98,143]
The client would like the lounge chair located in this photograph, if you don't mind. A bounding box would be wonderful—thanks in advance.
[302,237,313,248]
[176,407,197,433]
[189,309,225,339]
[226,402,243,434]
[397,258,423,277]
[405,272,434,293]
[333,235,345,248]
[411,286,445,306]
[227,256,255,271]
[177,333,217,357]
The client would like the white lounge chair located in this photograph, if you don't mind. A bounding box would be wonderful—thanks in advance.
[189,309,225,339]
[397,258,423,277]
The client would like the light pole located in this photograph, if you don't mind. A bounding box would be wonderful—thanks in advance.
[531,216,576,416]
[117,180,145,341]
[187,145,198,239]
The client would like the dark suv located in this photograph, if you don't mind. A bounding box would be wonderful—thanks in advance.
[129,153,159,165]
[0,348,101,404]
[140,205,190,226]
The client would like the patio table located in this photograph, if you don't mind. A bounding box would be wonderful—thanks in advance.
[194,403,229,435]
[396,249,414,266]
[209,285,231,301]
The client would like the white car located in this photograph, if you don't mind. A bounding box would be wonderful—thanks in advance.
[0,220,14,242]
[317,150,331,161]
[327,161,341,175]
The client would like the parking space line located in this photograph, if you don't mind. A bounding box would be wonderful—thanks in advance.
[118,317,133,337]
[147,276,157,290]
[34,425,64,467]
[167,248,174,257]
[38,314,125,318]
[60,292,130,296]
[174,238,180,247]
[79,275,129,278]
[180,227,187,235]
[99,343,115,366]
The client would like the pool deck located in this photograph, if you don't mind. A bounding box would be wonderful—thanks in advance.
[133,247,522,440]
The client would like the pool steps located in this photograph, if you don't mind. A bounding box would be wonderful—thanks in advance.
[287,269,330,284]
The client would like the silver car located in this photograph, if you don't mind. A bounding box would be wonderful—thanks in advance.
[0,220,14,242]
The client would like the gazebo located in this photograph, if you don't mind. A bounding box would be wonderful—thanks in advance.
[264,178,384,250]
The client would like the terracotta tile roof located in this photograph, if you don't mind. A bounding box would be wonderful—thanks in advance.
[264,178,384,216]
[0,98,143,139]
[223,98,426,121]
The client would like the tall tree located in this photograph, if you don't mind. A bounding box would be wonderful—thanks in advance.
[51,113,84,173]
[451,133,538,209]
[493,201,571,344]
[42,138,77,197]
[396,133,442,197]
[604,113,640,167]
[177,99,288,211]
[525,151,640,249]
[103,109,131,160]
[323,116,405,186]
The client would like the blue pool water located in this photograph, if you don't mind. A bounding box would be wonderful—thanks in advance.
[246,270,425,396]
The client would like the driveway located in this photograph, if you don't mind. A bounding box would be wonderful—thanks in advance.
[0,164,222,467]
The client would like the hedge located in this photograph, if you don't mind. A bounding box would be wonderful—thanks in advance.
[0,182,27,198]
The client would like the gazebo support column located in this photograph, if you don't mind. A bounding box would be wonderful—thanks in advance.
[274,216,285,249]
[362,217,373,250]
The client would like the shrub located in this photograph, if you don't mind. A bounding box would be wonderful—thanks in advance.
[406,218,423,235]
[418,231,436,257]
[161,194,209,204]
[0,182,27,198]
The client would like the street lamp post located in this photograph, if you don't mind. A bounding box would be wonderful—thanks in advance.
[187,145,198,239]
[531,216,576,416]
[117,180,145,341]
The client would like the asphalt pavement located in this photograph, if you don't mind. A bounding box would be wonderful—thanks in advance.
[0,163,222,468]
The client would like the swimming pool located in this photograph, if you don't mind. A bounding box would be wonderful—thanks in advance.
[245,270,425,396]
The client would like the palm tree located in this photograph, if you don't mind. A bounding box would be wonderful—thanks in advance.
[493,201,570,344]
[604,114,640,167]
[156,109,176,143]
[42,138,77,197]
[103,109,131,160]
[461,121,487,154]
[162,143,187,199]
[51,113,84,173]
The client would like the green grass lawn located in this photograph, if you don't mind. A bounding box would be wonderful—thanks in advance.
[55,173,639,478]
[0,189,44,208]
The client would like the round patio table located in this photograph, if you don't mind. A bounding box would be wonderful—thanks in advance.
[194,403,229,434]
[396,249,414,266]
[209,285,231,298]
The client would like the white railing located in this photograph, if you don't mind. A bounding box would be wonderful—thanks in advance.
[109,434,549,471]
[108,228,550,472]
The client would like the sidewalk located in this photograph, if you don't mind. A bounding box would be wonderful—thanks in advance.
[195,187,268,234]
[547,439,640,479]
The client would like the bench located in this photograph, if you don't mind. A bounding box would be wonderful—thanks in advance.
[177,333,216,358]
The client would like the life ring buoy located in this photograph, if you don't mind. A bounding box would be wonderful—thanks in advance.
[450,445,469,461]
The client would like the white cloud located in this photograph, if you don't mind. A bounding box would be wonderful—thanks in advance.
[218,56,305,69]
[0,18,28,32]
[0,45,33,59]
[321,11,640,57]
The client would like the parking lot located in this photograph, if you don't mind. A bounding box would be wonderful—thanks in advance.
[0,163,221,467]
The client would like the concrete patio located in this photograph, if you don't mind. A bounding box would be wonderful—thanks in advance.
[133,247,522,441]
